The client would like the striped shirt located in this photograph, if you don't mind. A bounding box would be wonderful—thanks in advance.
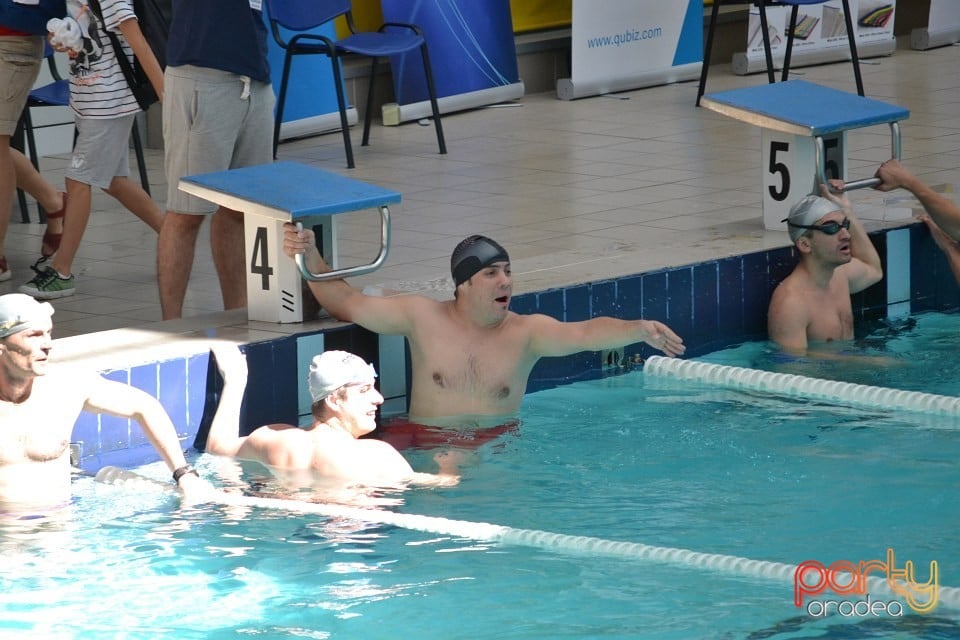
[66,0,140,118]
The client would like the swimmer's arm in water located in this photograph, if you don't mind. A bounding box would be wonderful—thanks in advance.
[281,222,420,335]
[82,375,215,501]
[526,313,685,358]
[361,441,460,488]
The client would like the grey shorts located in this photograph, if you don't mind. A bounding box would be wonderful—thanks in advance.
[163,64,275,214]
[66,114,134,189]
[0,36,44,136]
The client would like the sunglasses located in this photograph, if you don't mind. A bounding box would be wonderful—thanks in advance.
[782,217,851,235]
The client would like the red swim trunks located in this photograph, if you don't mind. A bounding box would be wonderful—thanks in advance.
[368,417,520,451]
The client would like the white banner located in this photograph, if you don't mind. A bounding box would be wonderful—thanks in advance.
[557,0,702,100]
[911,0,960,50]
[733,0,896,76]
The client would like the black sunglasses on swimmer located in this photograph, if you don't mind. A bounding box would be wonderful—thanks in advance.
[782,217,852,236]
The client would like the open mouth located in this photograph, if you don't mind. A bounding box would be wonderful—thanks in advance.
[495,295,509,304]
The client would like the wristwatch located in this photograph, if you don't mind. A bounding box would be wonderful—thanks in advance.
[172,465,199,483]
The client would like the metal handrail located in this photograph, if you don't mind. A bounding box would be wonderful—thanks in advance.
[295,205,392,282]
[817,122,901,192]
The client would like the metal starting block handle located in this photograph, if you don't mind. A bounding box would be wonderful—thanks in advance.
[295,205,392,282]
[817,122,901,192]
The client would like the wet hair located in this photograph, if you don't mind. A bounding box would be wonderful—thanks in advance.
[450,235,510,287]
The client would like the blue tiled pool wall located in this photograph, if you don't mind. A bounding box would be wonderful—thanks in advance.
[74,222,959,472]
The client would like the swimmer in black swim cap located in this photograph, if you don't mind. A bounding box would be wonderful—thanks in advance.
[451,235,510,287]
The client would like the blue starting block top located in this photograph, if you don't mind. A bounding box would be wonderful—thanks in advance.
[179,161,402,221]
[700,80,909,137]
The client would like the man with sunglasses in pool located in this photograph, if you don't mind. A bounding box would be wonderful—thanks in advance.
[0,294,213,515]
[281,227,685,444]
[203,344,460,488]
[767,181,883,355]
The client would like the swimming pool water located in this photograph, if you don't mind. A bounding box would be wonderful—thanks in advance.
[2,312,959,639]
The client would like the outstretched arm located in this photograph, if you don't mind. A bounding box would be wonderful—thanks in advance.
[203,344,249,458]
[875,159,960,240]
[527,314,685,359]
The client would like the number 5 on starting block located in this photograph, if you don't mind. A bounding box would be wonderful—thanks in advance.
[762,131,845,230]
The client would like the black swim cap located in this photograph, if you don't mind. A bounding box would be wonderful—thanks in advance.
[450,235,510,286]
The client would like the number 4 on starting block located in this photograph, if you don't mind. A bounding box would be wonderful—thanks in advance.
[179,162,399,323]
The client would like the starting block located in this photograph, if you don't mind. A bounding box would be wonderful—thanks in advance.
[700,80,909,231]
[179,161,399,323]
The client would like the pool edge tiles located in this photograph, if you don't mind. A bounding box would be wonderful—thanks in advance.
[68,222,959,470]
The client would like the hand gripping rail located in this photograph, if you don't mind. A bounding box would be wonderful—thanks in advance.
[294,207,391,282]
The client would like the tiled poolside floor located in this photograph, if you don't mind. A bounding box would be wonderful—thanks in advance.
[4,39,958,360]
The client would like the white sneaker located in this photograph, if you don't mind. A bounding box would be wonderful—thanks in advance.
[0,258,10,282]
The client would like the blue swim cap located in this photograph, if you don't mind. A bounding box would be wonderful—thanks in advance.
[450,235,510,286]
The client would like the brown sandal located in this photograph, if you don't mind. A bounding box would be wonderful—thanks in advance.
[41,193,66,258]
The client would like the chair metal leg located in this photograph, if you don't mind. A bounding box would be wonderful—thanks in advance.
[273,52,295,159]
[330,53,355,169]
[419,43,446,156]
[758,1,777,84]
[131,119,149,195]
[361,57,378,147]
[840,0,865,96]
[781,5,799,82]
[696,0,724,107]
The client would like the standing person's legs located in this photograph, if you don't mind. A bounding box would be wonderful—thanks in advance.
[106,176,163,232]
[11,148,65,256]
[160,65,262,319]
[210,78,275,311]
[210,207,245,310]
[0,35,44,280]
[158,212,203,318]
[46,115,135,282]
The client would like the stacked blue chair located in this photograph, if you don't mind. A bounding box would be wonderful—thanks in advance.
[264,0,447,169]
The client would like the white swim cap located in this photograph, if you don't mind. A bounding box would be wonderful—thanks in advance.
[307,351,377,402]
[784,195,841,243]
[0,294,54,339]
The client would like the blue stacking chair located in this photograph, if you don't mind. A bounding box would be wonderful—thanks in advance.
[697,0,864,106]
[264,0,447,169]
[17,45,151,222]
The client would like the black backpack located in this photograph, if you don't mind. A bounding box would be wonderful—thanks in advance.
[89,0,171,110]
[133,0,171,70]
